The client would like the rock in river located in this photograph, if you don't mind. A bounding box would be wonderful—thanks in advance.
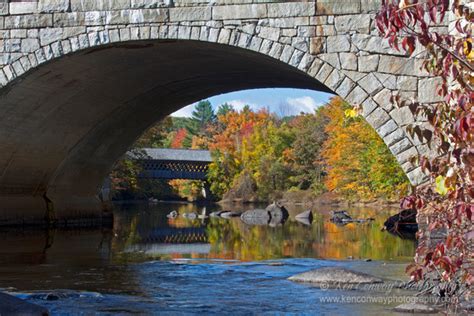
[295,210,313,225]
[240,209,270,226]
[182,212,197,219]
[266,202,289,226]
[240,203,289,226]
[0,292,49,315]
[210,210,226,217]
[167,210,178,219]
[288,267,383,285]
[220,211,241,219]
[393,303,438,313]
[383,208,418,240]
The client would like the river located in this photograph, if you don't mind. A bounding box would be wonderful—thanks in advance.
[0,202,417,315]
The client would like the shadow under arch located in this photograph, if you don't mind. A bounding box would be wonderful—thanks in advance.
[0,38,334,221]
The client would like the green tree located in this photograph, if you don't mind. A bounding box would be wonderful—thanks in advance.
[217,103,234,117]
[287,108,329,192]
[135,116,173,148]
[170,116,191,130]
[186,100,216,137]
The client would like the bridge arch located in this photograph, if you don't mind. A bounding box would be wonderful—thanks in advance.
[0,1,436,223]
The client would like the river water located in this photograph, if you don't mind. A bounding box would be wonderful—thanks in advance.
[0,202,417,315]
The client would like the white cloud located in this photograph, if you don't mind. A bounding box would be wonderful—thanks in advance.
[171,103,196,117]
[226,100,247,110]
[225,100,260,111]
[285,96,322,114]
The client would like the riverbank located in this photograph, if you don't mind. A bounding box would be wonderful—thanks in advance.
[219,190,400,209]
[284,191,401,208]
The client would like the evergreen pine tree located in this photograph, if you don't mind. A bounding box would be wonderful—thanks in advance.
[186,100,216,136]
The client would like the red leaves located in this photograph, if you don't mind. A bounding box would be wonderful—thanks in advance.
[376,17,386,35]
[429,4,438,24]
[468,205,473,221]
[442,53,452,76]
[454,203,473,221]
[171,128,187,148]
[439,0,448,21]
[400,195,415,209]
[455,20,464,34]
[402,36,416,55]
[454,113,473,141]
[416,4,425,23]
[452,64,459,78]
[436,256,454,274]
[406,263,424,281]
[436,243,446,256]
[420,156,430,171]
[400,195,424,210]
[376,0,473,298]
[388,34,399,51]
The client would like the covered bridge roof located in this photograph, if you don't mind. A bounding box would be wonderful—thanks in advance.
[129,148,212,162]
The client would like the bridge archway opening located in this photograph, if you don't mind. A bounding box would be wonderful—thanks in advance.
[0,38,401,223]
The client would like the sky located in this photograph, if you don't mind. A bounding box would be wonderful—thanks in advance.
[171,88,334,117]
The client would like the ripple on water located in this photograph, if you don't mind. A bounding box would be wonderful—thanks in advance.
[7,259,410,315]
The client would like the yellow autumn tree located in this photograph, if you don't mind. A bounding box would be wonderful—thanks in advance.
[321,97,409,201]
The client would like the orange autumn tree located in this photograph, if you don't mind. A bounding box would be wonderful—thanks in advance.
[170,128,188,148]
[207,106,272,197]
[321,97,409,201]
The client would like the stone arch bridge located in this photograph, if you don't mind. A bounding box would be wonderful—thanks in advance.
[0,0,441,224]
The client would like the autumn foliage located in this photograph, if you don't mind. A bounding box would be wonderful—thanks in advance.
[322,98,409,201]
[207,98,409,202]
[376,0,473,301]
[170,128,188,148]
[207,107,274,198]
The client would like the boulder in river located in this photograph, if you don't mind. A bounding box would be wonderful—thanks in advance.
[167,210,178,219]
[266,202,289,226]
[393,303,438,313]
[182,212,197,219]
[330,210,352,224]
[220,211,241,219]
[20,290,102,301]
[288,267,383,286]
[210,210,225,218]
[240,209,270,226]
[295,210,313,226]
[240,203,289,226]
[383,209,418,239]
[330,211,375,226]
[0,292,49,315]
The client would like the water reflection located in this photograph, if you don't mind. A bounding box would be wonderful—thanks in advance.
[0,203,416,273]
[111,202,415,262]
